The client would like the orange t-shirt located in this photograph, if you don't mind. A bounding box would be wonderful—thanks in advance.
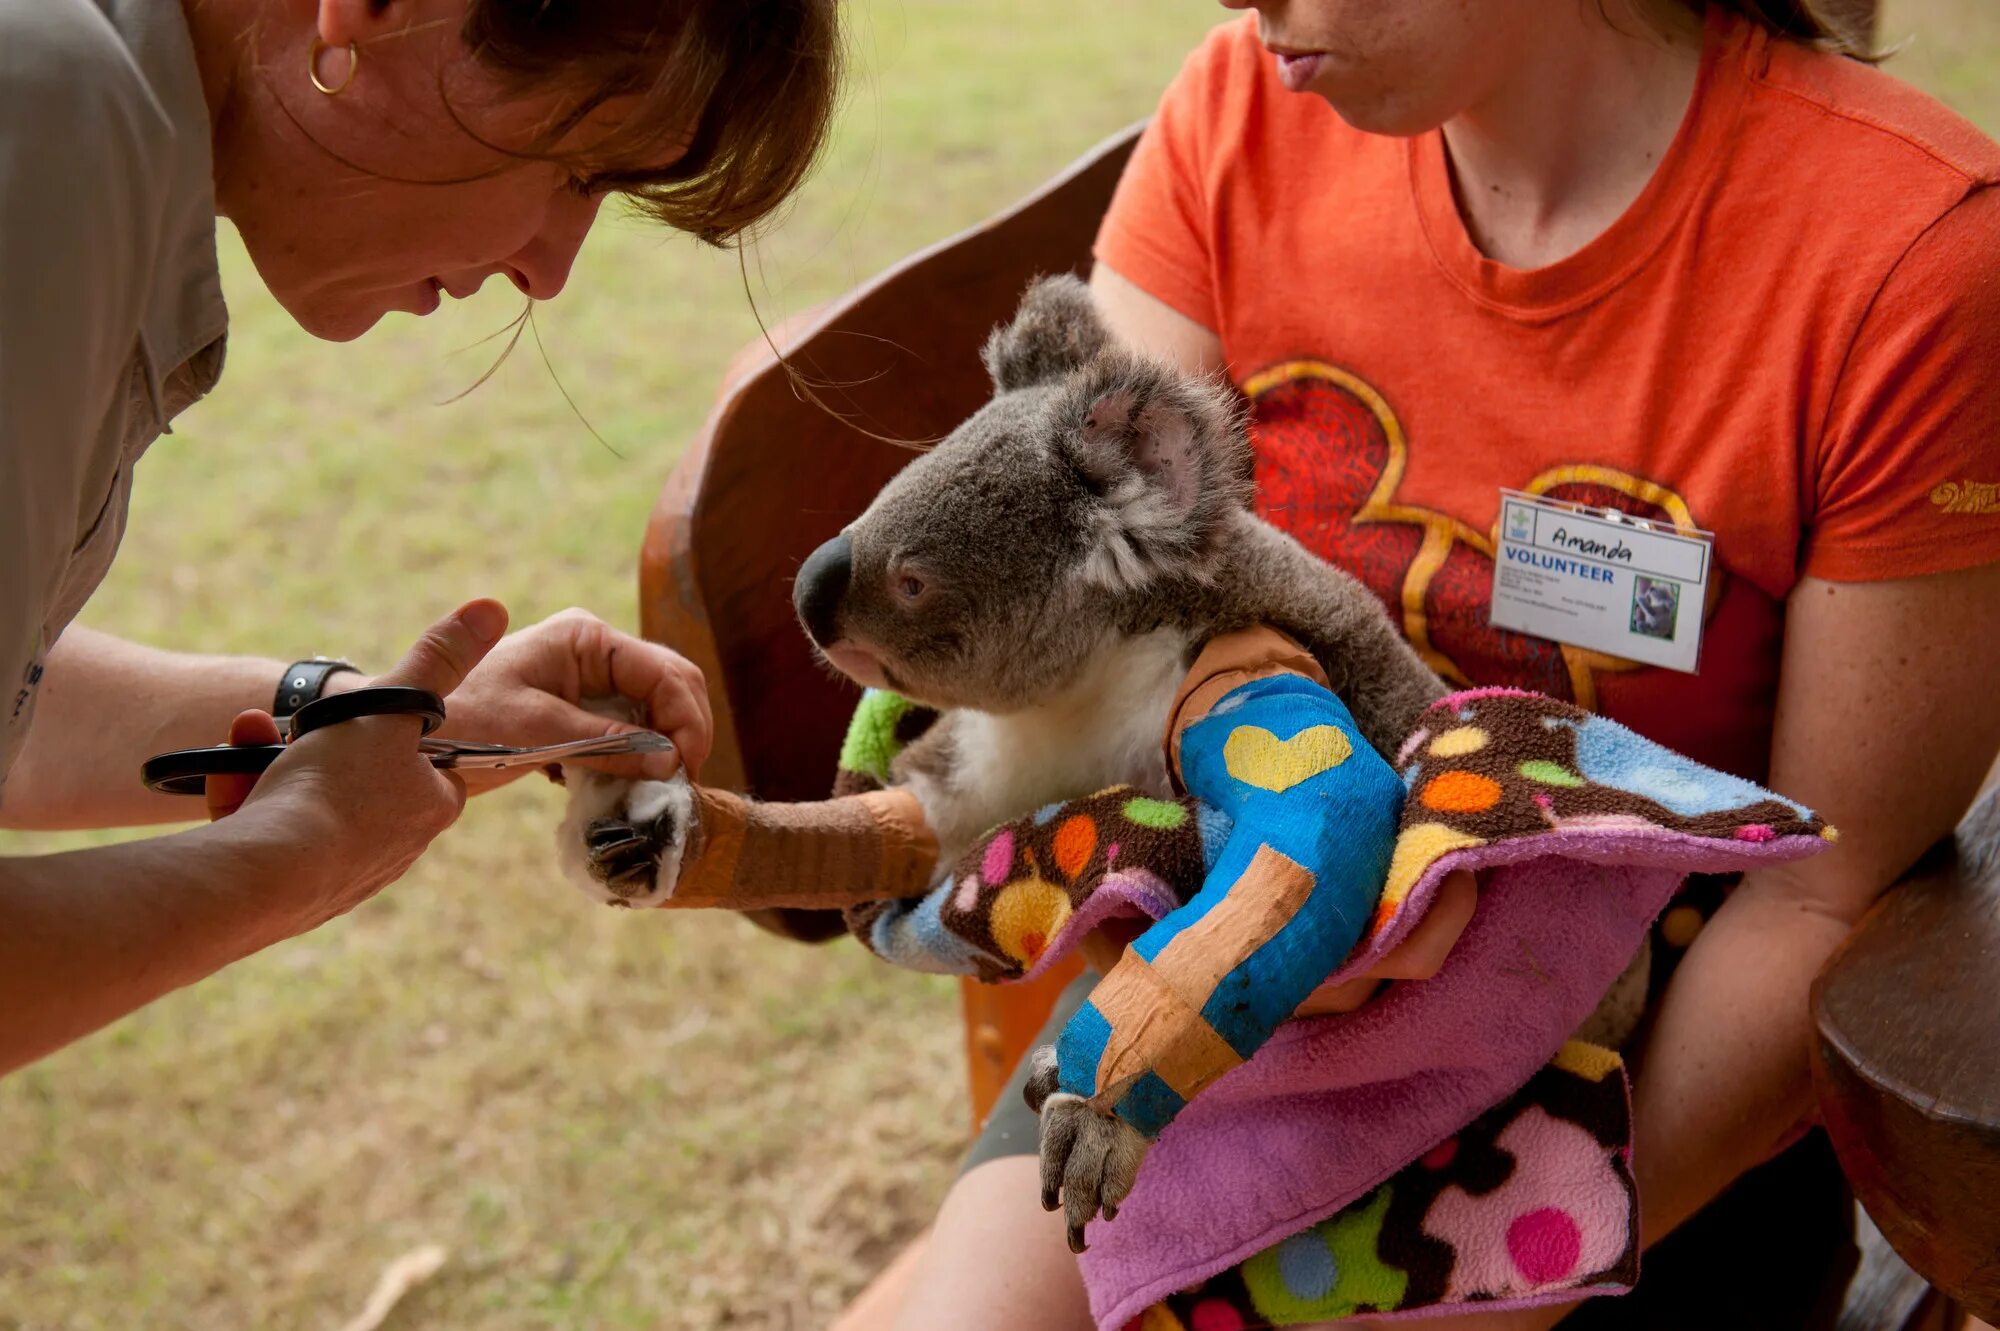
[1095,9,2000,781]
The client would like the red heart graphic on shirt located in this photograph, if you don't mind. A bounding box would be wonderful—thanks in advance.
[1245,361,1710,708]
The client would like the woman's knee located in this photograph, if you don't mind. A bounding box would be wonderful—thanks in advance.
[888,1155,1092,1331]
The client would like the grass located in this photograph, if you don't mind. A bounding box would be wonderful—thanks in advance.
[0,4,1214,1328]
[1,1,1995,1327]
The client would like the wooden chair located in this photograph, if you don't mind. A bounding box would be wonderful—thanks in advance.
[638,64,1999,1331]
[1815,783,2000,1328]
[635,124,1142,1117]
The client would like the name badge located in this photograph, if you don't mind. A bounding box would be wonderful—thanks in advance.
[1489,491,1714,674]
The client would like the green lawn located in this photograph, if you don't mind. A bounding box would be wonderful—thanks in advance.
[2,2,1995,1328]
[0,5,1217,1329]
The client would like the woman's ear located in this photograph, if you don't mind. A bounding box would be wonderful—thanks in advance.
[315,0,420,53]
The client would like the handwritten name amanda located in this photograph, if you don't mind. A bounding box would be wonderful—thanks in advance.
[1547,526,1634,562]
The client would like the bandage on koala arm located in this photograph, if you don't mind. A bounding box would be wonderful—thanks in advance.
[667,786,939,911]
[1055,623,1406,1136]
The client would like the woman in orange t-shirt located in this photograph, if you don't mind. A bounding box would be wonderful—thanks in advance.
[873,2,2000,1329]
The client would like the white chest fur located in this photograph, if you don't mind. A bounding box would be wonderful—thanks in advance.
[912,630,1190,862]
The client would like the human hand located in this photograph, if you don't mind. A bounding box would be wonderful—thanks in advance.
[412,607,712,794]
[204,599,507,938]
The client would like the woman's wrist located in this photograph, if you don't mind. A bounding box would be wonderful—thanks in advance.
[274,657,365,716]
[317,667,375,697]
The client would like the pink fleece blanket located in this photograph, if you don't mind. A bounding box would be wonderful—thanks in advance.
[1064,690,1835,1329]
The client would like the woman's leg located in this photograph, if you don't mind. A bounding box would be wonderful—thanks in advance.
[888,1156,1093,1331]
[838,972,1097,1330]
[828,1232,928,1331]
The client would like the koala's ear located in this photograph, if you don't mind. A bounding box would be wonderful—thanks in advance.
[1067,373,1247,592]
[981,274,1109,392]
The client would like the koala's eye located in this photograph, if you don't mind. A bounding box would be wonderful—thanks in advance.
[894,572,928,604]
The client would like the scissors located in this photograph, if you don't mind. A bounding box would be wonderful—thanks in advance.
[140,685,675,796]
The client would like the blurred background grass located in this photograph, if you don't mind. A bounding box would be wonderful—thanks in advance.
[1,1,1994,1327]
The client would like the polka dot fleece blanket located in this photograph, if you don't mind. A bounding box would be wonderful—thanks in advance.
[839,667,1835,1328]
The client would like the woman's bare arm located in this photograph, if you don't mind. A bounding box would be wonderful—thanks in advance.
[1628,563,2000,1239]
[0,627,287,829]
[1090,261,1225,375]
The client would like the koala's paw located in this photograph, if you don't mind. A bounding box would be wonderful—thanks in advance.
[1023,1043,1062,1114]
[558,769,694,909]
[1027,1049,1150,1253]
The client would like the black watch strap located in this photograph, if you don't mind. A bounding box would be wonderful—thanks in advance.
[274,657,359,718]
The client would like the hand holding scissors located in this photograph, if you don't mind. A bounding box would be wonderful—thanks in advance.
[173,601,516,933]
[152,603,707,816]
[142,686,674,797]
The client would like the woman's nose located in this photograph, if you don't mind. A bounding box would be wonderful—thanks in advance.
[506,190,602,301]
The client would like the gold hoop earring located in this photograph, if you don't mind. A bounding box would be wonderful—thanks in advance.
[308,36,359,96]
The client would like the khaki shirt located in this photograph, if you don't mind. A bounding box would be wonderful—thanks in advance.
[0,0,226,801]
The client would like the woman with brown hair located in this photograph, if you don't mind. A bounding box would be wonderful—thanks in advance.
[869,0,2000,1327]
[0,0,836,1073]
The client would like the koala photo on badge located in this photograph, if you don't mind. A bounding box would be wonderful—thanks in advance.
[1630,576,1680,641]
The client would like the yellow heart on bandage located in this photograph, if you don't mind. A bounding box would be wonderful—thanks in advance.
[1224,723,1353,794]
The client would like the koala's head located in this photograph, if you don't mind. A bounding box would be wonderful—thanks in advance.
[792,274,1249,713]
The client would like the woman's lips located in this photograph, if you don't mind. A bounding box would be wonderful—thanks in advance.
[1274,50,1328,93]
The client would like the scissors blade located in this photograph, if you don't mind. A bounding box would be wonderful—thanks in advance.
[417,737,515,755]
[423,731,676,770]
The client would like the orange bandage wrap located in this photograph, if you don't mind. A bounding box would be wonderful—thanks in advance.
[666,786,939,911]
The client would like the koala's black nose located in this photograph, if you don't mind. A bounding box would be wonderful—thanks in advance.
[794,533,853,647]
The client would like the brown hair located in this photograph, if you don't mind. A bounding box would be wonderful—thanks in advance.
[460,1,842,244]
[1679,0,1877,57]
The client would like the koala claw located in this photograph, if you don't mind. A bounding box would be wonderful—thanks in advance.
[1033,1079,1150,1253]
[559,771,693,909]
[582,817,667,898]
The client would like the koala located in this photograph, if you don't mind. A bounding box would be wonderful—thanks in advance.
[1630,580,1678,638]
[563,273,1447,899]
[559,277,1670,1247]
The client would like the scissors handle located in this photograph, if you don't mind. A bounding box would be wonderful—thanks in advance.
[288,686,446,740]
[140,744,290,797]
[140,685,449,796]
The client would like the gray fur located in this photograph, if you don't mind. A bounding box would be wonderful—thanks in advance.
[980,272,1112,392]
[568,273,1446,895]
[836,273,1443,750]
